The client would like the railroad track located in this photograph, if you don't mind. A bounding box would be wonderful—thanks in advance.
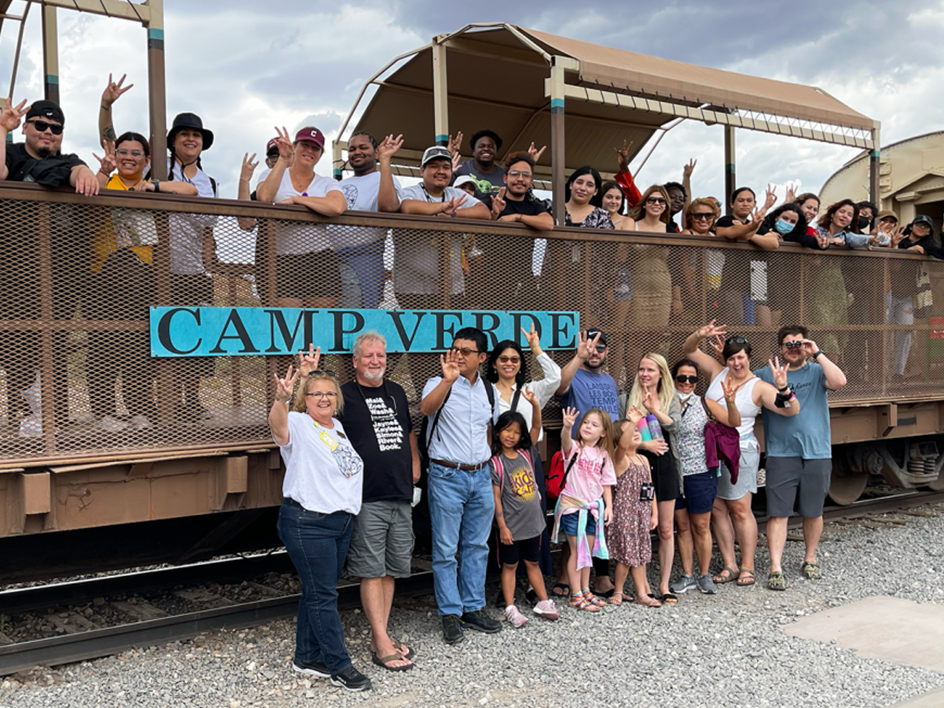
[2,489,943,677]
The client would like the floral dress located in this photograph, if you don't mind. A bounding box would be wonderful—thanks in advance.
[608,456,652,567]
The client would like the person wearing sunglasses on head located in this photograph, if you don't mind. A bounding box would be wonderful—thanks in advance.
[683,321,800,588]
[754,326,846,591]
[669,359,742,597]
[268,347,371,692]
[419,327,502,645]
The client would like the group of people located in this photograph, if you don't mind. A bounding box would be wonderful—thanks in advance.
[267,316,846,693]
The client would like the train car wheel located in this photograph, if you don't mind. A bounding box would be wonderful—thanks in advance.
[828,458,868,505]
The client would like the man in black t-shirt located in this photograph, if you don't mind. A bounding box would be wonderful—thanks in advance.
[337,332,419,671]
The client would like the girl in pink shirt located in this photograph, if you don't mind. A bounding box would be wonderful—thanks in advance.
[551,407,616,613]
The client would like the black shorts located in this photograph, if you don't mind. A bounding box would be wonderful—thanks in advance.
[498,534,541,566]
[643,448,680,503]
[276,250,342,300]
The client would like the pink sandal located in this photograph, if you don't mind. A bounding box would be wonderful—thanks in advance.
[570,592,600,612]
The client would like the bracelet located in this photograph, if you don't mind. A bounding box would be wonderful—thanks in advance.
[811,350,823,360]
[777,383,790,392]
[239,178,250,183]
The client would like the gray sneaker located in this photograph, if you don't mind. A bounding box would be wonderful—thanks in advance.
[669,574,697,594]
[697,574,717,595]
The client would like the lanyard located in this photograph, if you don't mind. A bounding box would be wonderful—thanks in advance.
[312,420,339,451]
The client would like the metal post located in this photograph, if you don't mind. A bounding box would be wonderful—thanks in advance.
[870,123,882,208]
[432,41,448,146]
[41,6,59,104]
[548,61,566,226]
[724,125,736,217]
[146,0,167,180]
[332,140,344,181]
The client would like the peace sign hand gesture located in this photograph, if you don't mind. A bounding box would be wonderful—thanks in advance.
[440,348,461,383]
[696,319,727,342]
[0,98,28,134]
[768,356,789,389]
[577,330,601,361]
[240,152,259,182]
[683,158,697,178]
[102,73,133,107]
[93,140,117,176]
[273,364,300,404]
[490,187,507,220]
[521,323,542,355]
[441,194,467,216]
[273,126,294,161]
[561,406,579,430]
[614,139,633,172]
[297,343,321,377]
[720,376,741,403]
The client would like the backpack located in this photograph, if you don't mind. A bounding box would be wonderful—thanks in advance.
[545,449,579,502]
[490,449,533,495]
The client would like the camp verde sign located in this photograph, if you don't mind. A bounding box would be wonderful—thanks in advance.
[149,307,581,357]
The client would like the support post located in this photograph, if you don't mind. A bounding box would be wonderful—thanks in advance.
[332,140,345,181]
[432,41,448,146]
[549,61,566,226]
[724,125,736,217]
[41,6,59,104]
[146,0,167,180]
[870,122,882,207]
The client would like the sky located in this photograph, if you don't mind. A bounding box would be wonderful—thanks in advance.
[1,0,942,202]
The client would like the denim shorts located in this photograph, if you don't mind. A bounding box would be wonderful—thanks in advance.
[674,470,718,515]
[559,511,597,537]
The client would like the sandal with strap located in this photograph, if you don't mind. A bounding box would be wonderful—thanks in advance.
[636,594,661,608]
[767,571,787,591]
[607,592,624,606]
[736,569,756,587]
[551,582,570,597]
[570,592,600,613]
[713,567,740,584]
[582,589,607,607]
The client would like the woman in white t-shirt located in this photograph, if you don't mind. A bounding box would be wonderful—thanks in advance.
[258,126,347,307]
[269,350,370,690]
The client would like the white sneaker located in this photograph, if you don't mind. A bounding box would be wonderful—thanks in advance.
[97,415,129,432]
[504,605,528,628]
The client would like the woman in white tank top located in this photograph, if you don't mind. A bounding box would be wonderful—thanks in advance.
[683,321,800,587]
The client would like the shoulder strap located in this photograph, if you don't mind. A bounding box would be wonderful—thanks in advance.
[426,385,453,447]
[700,396,714,421]
[491,454,504,492]
[484,378,495,408]
[209,176,218,196]
[510,387,521,413]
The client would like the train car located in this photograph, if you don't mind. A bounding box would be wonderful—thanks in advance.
[1,19,942,584]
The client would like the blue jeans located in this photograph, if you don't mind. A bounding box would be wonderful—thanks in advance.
[336,239,385,309]
[277,499,354,673]
[427,462,495,617]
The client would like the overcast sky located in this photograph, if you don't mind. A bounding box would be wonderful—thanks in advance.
[1,0,942,202]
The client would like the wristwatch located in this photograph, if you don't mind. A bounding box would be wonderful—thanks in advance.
[811,350,822,360]
[151,179,161,193]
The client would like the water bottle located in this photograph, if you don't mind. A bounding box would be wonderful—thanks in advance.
[637,417,652,442]
[646,414,663,440]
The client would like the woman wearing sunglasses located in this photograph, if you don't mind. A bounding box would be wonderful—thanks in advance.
[681,198,724,320]
[683,321,800,587]
[268,347,371,692]
[668,359,741,596]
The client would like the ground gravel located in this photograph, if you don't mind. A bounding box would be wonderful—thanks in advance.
[2,506,943,708]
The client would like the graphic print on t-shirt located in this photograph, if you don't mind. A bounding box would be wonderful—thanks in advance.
[509,465,537,501]
[365,396,405,452]
[341,183,358,210]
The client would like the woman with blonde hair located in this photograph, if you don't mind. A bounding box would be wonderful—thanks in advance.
[618,352,682,603]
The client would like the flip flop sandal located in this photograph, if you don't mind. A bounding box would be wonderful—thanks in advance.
[713,567,740,584]
[767,571,787,591]
[660,592,679,605]
[392,640,415,661]
[736,569,756,586]
[569,593,600,612]
[594,587,616,599]
[372,651,413,672]
[607,592,624,606]
[551,582,570,597]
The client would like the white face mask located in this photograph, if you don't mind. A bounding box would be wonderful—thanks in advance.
[677,391,694,403]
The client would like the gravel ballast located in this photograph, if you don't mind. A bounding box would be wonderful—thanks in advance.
[2,507,943,708]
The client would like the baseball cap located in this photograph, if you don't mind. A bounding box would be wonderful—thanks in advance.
[265,138,279,156]
[454,175,477,190]
[421,145,452,167]
[913,215,934,228]
[585,328,608,346]
[877,210,898,222]
[26,100,65,126]
[294,127,325,149]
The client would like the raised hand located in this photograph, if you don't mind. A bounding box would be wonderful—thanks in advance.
[451,150,462,172]
[768,356,789,389]
[521,387,538,408]
[815,232,830,249]
[696,319,727,342]
[490,187,506,220]
[577,330,601,361]
[298,343,321,376]
[240,152,259,182]
[377,133,403,162]
[624,405,644,426]
[521,323,542,354]
[561,406,579,429]
[800,339,819,358]
[614,139,633,172]
[273,126,294,161]
[447,131,464,157]
[784,184,796,205]
[642,384,661,413]
[891,226,908,247]
[0,98,28,134]
[440,348,461,383]
[102,73,133,106]
[683,158,697,179]
[441,194,467,216]
[720,376,741,402]
[93,140,117,176]
[528,142,547,162]
[763,184,777,211]
[273,364,300,403]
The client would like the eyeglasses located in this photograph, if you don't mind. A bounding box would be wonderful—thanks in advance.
[784,341,804,349]
[647,197,667,204]
[726,336,748,345]
[450,347,480,356]
[497,355,520,364]
[675,375,698,384]
[507,170,532,179]
[27,119,63,135]
[305,391,338,399]
[692,213,714,221]
[116,149,145,158]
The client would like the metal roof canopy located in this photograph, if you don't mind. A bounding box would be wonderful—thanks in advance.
[338,23,881,222]
[0,0,168,178]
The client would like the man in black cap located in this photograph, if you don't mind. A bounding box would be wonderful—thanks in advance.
[0,98,98,194]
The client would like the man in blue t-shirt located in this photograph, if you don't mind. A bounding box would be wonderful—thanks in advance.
[556,328,620,596]
[755,325,847,591]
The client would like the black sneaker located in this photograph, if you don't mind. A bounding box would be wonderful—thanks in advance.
[442,614,464,645]
[293,658,330,678]
[461,610,502,634]
[330,666,371,692]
